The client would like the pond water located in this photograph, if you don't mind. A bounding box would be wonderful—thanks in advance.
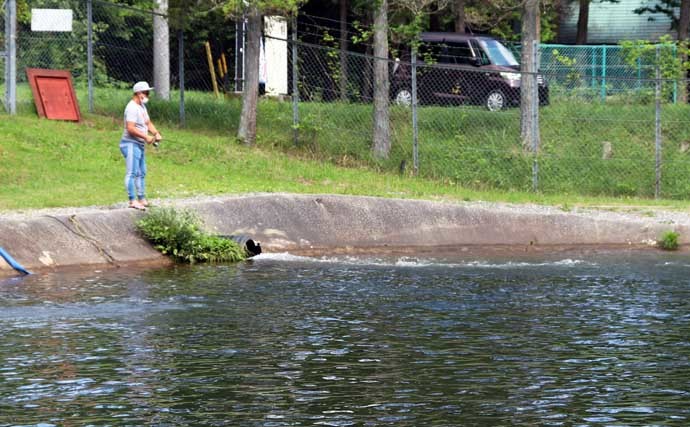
[0,251,689,426]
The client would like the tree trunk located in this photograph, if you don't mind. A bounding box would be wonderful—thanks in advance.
[520,0,540,151]
[339,0,348,101]
[372,0,390,159]
[429,1,442,31]
[678,0,690,103]
[238,10,262,145]
[454,0,466,33]
[153,0,170,100]
[680,0,690,41]
[575,0,589,45]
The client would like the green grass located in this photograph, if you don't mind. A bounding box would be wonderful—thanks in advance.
[3,82,690,211]
[1,111,690,212]
[288,99,690,198]
[117,85,690,200]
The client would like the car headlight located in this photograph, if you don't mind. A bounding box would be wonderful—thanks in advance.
[500,72,521,81]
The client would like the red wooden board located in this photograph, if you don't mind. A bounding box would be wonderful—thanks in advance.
[26,68,81,122]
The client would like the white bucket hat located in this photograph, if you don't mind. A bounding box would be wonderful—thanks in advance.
[132,81,154,93]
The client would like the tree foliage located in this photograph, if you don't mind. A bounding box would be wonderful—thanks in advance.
[621,35,690,100]
[635,0,687,31]
[220,0,303,17]
[14,0,110,83]
[394,0,562,42]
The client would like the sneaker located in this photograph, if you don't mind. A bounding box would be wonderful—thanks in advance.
[129,200,147,211]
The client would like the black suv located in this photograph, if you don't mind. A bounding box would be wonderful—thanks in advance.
[391,32,549,111]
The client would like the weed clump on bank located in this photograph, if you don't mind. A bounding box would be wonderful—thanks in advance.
[658,230,680,251]
[136,207,246,263]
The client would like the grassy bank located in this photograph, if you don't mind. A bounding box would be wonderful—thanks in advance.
[4,81,690,207]
[69,84,690,199]
[1,112,689,212]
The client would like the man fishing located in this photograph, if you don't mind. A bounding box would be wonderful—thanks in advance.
[119,81,163,210]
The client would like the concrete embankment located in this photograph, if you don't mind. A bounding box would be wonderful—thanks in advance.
[1,194,687,277]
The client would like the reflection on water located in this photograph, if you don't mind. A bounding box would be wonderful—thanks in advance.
[0,252,689,426]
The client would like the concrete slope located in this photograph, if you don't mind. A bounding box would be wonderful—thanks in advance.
[1,194,686,276]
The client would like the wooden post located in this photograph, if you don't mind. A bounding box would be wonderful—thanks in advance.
[221,52,229,93]
[221,53,228,75]
[217,58,225,91]
[205,41,220,98]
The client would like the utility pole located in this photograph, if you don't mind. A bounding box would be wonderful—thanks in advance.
[153,0,170,100]
[5,0,17,114]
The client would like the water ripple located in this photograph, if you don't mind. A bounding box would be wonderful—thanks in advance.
[0,254,689,425]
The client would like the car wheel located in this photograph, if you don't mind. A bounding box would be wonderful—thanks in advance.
[485,90,506,112]
[394,88,413,107]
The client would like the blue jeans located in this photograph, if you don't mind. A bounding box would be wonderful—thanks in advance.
[120,141,146,201]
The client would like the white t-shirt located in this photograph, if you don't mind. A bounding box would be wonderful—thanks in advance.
[121,100,149,145]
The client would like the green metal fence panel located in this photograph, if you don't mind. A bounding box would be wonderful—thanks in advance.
[538,44,676,102]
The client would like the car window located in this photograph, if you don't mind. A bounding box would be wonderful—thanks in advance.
[478,39,519,66]
[470,40,490,65]
[437,44,457,64]
[418,42,442,64]
[419,40,475,65]
[446,42,474,65]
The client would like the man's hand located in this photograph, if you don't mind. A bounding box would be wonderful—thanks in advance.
[145,134,155,144]
[154,132,162,142]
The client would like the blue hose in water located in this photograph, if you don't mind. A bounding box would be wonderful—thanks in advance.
[0,246,31,275]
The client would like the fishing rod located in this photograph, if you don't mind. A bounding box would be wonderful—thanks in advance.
[151,138,178,148]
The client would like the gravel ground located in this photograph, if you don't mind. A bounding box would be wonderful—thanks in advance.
[1,193,689,230]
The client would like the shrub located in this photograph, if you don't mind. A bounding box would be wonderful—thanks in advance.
[658,230,680,251]
[136,207,246,263]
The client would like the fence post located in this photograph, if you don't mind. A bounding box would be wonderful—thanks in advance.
[291,15,299,145]
[591,48,596,90]
[234,15,245,92]
[532,39,540,192]
[5,0,16,114]
[411,47,418,176]
[87,0,94,113]
[3,0,7,112]
[655,45,662,199]
[178,29,185,127]
[672,43,677,104]
[234,20,240,91]
[600,45,607,102]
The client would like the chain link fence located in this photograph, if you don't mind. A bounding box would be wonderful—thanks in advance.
[6,0,242,127]
[290,36,690,199]
[14,0,86,112]
[539,44,681,102]
[1,0,6,111]
[4,2,690,199]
